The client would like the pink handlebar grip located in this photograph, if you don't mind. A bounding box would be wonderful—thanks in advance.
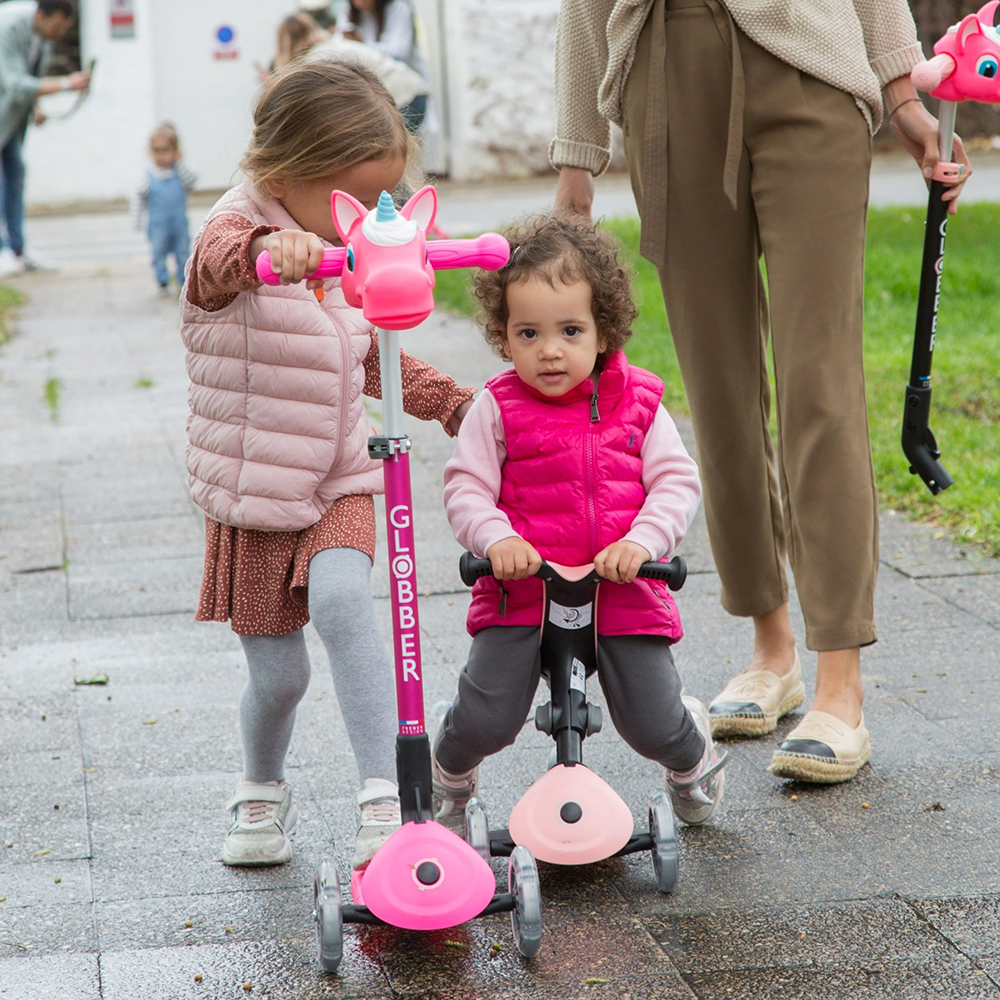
[426,233,510,272]
[911,54,956,92]
[255,246,346,285]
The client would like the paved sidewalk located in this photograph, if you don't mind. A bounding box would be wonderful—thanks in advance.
[1,174,1000,1000]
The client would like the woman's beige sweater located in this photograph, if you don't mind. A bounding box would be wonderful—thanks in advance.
[551,0,925,175]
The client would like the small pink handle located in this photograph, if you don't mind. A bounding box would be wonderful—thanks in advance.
[427,233,510,272]
[255,246,346,285]
[911,54,955,93]
[254,232,509,286]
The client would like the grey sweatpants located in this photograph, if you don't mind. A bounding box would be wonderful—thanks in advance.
[433,626,705,776]
[238,547,397,785]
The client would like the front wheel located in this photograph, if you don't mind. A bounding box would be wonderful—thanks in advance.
[508,845,543,957]
[649,791,678,893]
[313,860,344,973]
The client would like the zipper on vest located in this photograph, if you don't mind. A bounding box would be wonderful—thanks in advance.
[590,390,600,423]
[498,582,508,618]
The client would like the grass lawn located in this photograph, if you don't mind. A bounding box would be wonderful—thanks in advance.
[434,203,1000,557]
[0,283,23,346]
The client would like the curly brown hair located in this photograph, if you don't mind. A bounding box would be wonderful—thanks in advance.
[473,214,638,362]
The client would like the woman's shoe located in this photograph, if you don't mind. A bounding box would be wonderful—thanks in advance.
[708,651,805,737]
[768,710,870,784]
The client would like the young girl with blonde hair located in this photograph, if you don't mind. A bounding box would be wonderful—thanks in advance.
[181,60,473,869]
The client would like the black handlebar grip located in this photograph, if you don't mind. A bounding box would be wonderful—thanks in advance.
[459,551,494,587]
[459,551,687,591]
[636,556,687,591]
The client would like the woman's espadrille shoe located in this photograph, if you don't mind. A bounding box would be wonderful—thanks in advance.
[768,710,870,784]
[708,651,805,737]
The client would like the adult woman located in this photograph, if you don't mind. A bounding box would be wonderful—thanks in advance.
[340,0,431,131]
[552,0,970,783]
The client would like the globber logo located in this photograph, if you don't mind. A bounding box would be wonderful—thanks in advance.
[931,218,948,351]
[389,505,419,683]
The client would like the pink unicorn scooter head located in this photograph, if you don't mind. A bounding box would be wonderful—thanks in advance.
[911,1,1000,102]
[331,186,438,330]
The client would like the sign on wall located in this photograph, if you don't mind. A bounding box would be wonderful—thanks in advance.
[109,0,135,39]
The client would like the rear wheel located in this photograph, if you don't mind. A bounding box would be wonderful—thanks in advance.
[508,845,543,957]
[465,797,490,861]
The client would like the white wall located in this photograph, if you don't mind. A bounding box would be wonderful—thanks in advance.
[439,0,560,182]
[23,0,566,205]
[26,0,296,205]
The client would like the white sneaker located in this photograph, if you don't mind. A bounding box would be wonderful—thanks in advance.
[353,778,401,869]
[429,700,478,836]
[222,780,298,866]
[0,247,21,277]
[665,696,728,826]
[19,249,55,272]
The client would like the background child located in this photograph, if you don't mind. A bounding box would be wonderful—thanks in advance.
[434,215,726,831]
[131,122,197,295]
[180,61,474,869]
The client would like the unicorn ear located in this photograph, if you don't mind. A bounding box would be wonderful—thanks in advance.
[958,10,987,50]
[399,185,438,233]
[978,1,1000,27]
[331,190,368,243]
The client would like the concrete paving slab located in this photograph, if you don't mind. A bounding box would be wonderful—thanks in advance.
[0,952,101,1000]
[66,554,202,621]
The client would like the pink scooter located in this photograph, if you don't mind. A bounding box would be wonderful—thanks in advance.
[257,186,542,972]
[456,553,696,893]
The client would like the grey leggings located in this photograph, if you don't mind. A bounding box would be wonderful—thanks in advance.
[434,626,705,776]
[238,547,397,785]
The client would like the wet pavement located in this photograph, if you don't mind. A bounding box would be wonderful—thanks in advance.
[2,167,1000,999]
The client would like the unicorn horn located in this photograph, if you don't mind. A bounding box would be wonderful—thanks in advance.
[376,191,397,223]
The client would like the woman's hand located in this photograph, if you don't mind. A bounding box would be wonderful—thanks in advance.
[594,540,651,584]
[553,166,595,221]
[486,536,543,581]
[251,229,325,290]
[887,91,972,214]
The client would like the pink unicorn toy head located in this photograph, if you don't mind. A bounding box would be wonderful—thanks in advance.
[330,186,438,330]
[916,0,1000,103]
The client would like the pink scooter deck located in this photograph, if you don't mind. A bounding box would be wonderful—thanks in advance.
[353,821,496,931]
[508,764,635,865]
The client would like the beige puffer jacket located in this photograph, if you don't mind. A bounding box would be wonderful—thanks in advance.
[180,182,383,532]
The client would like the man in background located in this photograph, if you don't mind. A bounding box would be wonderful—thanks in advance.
[0,0,90,274]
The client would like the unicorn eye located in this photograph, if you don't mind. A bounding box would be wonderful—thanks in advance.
[346,244,355,271]
[976,55,999,78]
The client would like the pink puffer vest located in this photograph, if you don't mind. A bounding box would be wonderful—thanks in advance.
[180,182,383,531]
[466,351,682,640]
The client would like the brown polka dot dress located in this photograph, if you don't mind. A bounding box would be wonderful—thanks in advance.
[186,212,475,636]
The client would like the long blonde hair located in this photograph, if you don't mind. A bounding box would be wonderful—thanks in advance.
[274,12,327,70]
[240,60,417,193]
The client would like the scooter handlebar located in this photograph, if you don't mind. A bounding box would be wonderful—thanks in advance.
[458,552,687,591]
[255,233,511,286]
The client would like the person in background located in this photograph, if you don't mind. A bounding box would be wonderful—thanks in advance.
[339,0,430,132]
[269,11,428,127]
[131,122,197,296]
[0,0,90,276]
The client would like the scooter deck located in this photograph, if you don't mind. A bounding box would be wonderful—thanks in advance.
[487,826,654,861]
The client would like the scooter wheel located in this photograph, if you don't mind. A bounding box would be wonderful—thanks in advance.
[649,791,678,893]
[465,797,491,861]
[313,860,344,973]
[508,845,543,957]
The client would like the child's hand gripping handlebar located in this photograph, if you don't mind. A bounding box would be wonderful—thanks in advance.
[255,233,511,286]
[458,552,688,591]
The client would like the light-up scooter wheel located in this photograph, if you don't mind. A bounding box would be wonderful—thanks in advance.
[508,845,543,957]
[465,797,490,861]
[313,860,344,973]
[649,791,678,893]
